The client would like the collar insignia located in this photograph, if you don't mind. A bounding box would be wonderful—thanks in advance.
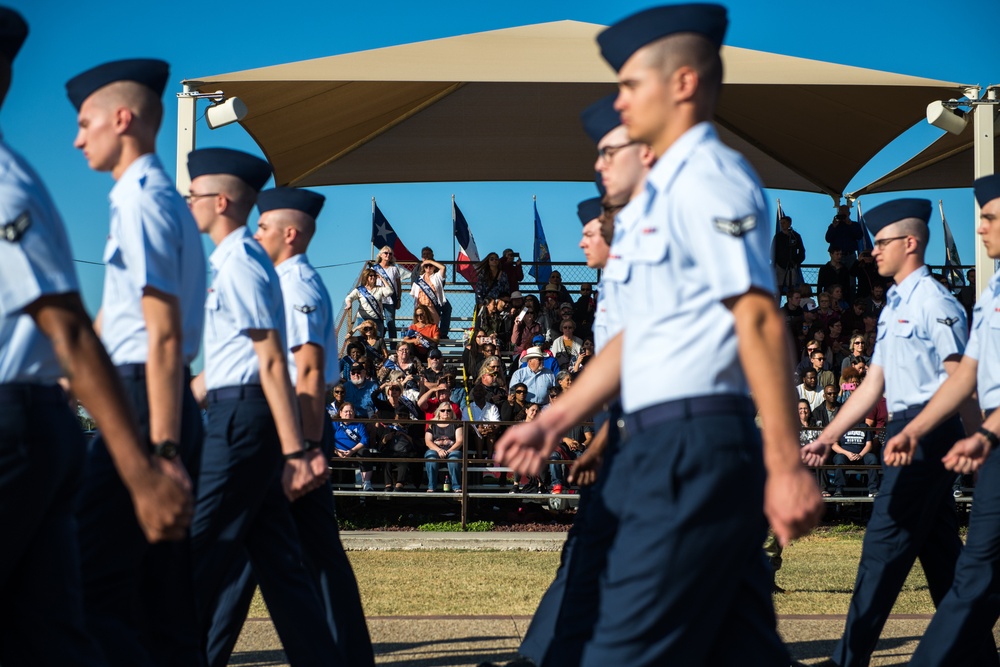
[937,317,959,326]
[294,304,317,314]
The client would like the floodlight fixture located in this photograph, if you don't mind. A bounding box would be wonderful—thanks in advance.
[926,99,968,135]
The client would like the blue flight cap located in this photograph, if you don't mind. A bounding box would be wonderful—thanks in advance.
[580,94,621,144]
[597,3,728,72]
[0,7,27,64]
[66,58,169,111]
[864,198,932,235]
[187,148,272,192]
[577,198,603,226]
[257,187,325,219]
[974,175,1000,208]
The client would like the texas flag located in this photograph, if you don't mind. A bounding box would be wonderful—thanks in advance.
[371,199,419,266]
[453,198,480,285]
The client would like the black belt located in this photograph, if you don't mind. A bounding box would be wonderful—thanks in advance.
[887,404,928,423]
[117,363,192,380]
[622,394,753,436]
[0,383,66,405]
[206,385,265,404]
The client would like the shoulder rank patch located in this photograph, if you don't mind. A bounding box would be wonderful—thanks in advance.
[294,304,317,314]
[713,215,757,238]
[1,211,31,243]
[937,317,959,326]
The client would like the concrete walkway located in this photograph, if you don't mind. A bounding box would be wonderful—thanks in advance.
[341,530,568,552]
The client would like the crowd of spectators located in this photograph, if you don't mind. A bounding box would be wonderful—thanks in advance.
[333,209,975,500]
[777,208,975,499]
[336,250,597,494]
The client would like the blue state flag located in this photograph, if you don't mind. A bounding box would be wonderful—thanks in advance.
[528,199,551,287]
[856,201,874,253]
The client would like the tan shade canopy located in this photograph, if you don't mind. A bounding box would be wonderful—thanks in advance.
[183,20,967,198]
[849,114,1000,198]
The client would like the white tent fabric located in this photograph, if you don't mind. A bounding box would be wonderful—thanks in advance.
[183,20,967,199]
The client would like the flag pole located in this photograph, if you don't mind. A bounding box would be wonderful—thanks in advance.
[451,194,457,283]
[371,196,376,264]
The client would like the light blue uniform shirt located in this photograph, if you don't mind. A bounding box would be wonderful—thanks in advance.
[0,135,78,384]
[966,271,1000,410]
[276,253,336,384]
[593,199,637,355]
[618,122,772,413]
[203,226,285,390]
[870,265,966,413]
[101,153,206,365]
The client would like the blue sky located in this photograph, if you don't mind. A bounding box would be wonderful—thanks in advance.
[5,0,998,316]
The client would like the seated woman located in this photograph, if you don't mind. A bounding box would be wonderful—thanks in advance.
[840,334,870,372]
[378,405,419,492]
[340,342,364,382]
[327,383,348,421]
[837,365,862,405]
[344,267,393,337]
[569,338,595,375]
[511,403,563,493]
[550,320,583,369]
[378,341,424,384]
[500,382,529,423]
[424,404,464,492]
[331,402,375,492]
[405,305,439,361]
[474,252,510,305]
[352,320,387,365]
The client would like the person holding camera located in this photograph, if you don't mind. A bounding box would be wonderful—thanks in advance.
[499,248,524,293]
[825,203,863,268]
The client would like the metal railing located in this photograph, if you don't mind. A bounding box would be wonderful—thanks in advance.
[326,419,974,529]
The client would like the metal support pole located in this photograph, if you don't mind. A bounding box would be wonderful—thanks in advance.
[176,86,197,194]
[973,87,996,296]
[459,422,467,530]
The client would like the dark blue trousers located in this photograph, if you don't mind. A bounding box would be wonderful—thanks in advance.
[205,421,373,667]
[519,404,621,665]
[0,385,106,666]
[75,368,204,667]
[191,392,339,666]
[910,428,1000,666]
[547,404,786,666]
[832,415,999,667]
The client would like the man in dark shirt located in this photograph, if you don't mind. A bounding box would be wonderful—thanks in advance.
[574,283,596,340]
[810,384,840,427]
[851,249,882,299]
[841,298,868,337]
[864,282,887,317]
[831,420,880,497]
[771,214,805,296]
[818,247,854,301]
[781,290,806,340]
